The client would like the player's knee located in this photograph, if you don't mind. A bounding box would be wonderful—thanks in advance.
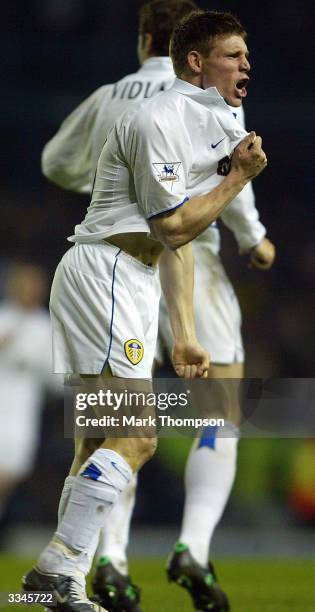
[128,436,157,467]
[140,436,157,462]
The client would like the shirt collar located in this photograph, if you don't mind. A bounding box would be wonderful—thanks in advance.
[227,104,239,119]
[172,78,226,108]
[139,57,174,74]
[172,78,247,142]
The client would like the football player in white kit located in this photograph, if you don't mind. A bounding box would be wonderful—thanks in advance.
[39,3,274,611]
[23,7,269,612]
[0,263,59,537]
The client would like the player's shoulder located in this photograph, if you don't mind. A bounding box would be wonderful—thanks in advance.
[73,83,115,116]
[131,87,183,129]
[91,83,115,102]
[111,87,185,152]
[114,60,173,84]
[114,69,141,84]
[109,68,150,96]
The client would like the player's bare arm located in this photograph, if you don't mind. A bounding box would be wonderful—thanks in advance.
[159,244,209,378]
[149,131,267,250]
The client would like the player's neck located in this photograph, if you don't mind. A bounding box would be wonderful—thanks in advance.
[180,72,204,89]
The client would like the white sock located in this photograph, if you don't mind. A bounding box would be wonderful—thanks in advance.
[56,474,99,582]
[96,473,138,575]
[179,423,238,567]
[38,449,132,577]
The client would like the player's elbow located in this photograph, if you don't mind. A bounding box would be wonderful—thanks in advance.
[164,232,190,251]
[158,228,187,251]
[149,211,189,251]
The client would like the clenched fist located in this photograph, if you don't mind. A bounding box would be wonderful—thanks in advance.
[231,131,267,182]
[172,340,210,379]
[249,237,276,270]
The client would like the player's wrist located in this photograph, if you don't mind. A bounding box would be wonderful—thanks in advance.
[173,327,198,344]
[226,167,248,190]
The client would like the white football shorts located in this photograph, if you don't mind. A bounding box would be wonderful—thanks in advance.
[158,244,244,365]
[50,242,160,377]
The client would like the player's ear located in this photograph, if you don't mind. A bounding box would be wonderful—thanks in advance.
[187,50,203,74]
[137,32,153,64]
[143,32,154,55]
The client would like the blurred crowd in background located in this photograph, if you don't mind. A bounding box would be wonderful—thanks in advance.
[0,0,314,544]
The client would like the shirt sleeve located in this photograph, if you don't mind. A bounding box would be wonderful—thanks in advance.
[41,85,111,194]
[220,181,266,250]
[220,104,266,250]
[124,109,191,219]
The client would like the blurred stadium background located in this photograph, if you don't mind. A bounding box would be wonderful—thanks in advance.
[0,1,314,610]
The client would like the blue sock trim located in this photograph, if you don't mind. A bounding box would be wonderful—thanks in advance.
[81,463,102,481]
[198,425,218,450]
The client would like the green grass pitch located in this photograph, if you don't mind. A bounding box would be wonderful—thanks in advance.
[0,555,314,611]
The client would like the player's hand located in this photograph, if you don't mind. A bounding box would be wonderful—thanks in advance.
[171,340,210,379]
[248,237,276,270]
[231,132,267,182]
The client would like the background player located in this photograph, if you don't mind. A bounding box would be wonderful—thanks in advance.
[0,262,61,541]
[39,3,271,611]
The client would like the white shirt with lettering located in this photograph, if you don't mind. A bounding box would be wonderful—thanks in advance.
[69,79,262,246]
[42,57,175,193]
[43,60,265,252]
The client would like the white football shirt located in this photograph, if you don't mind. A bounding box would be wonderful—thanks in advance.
[69,79,253,242]
[43,59,265,252]
[42,57,175,193]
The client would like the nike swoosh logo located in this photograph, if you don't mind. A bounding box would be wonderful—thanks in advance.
[111,461,130,482]
[211,137,226,149]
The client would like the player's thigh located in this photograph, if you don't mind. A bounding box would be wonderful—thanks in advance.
[51,242,160,378]
[50,244,120,375]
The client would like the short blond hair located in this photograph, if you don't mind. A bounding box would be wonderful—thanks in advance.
[170,10,247,76]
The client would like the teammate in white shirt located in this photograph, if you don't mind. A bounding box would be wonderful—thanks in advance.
[0,262,58,538]
[23,8,268,612]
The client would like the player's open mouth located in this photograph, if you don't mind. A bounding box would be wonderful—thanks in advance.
[235,78,249,98]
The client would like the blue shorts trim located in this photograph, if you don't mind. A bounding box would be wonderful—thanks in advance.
[101,248,121,374]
